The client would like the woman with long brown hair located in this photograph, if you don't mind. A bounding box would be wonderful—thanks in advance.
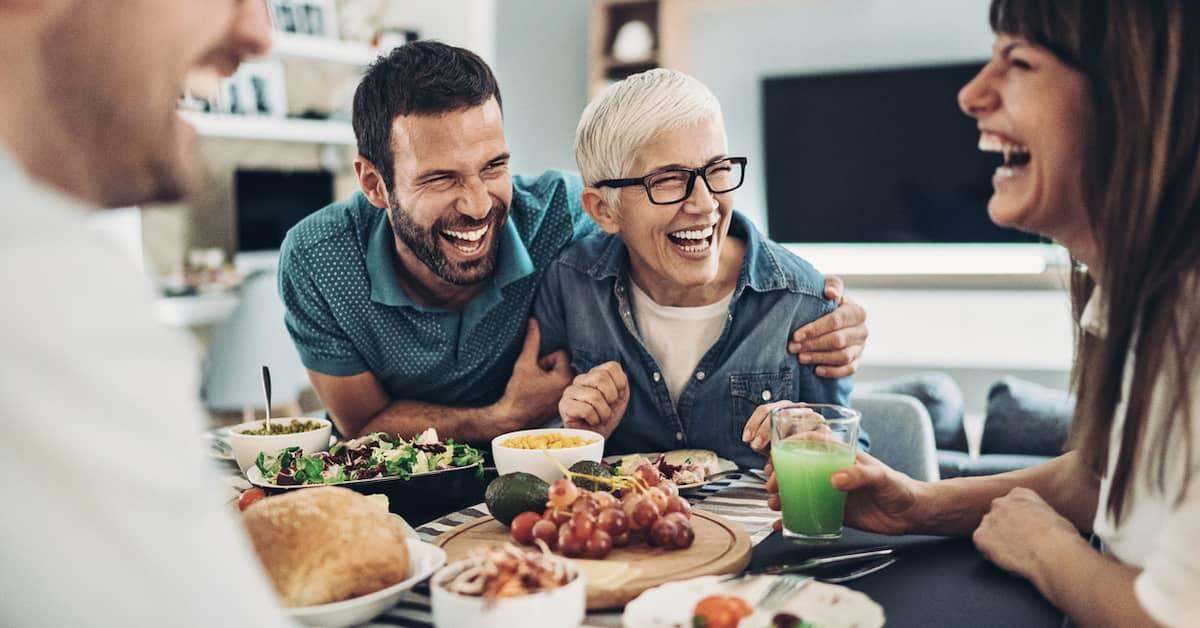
[764,1,1200,624]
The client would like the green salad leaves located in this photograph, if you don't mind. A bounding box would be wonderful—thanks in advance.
[254,428,483,486]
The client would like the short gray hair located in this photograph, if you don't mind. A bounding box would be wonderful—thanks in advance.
[575,69,725,205]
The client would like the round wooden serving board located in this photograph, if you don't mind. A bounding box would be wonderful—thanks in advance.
[433,510,752,609]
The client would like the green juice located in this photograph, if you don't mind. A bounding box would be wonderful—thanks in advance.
[772,439,855,538]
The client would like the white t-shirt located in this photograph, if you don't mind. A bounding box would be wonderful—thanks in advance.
[629,280,733,403]
[1085,289,1200,628]
[0,149,293,627]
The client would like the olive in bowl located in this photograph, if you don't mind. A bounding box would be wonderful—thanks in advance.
[227,417,332,472]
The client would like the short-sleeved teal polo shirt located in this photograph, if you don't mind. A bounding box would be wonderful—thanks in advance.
[278,170,592,406]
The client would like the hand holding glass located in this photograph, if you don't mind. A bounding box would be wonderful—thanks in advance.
[770,403,860,542]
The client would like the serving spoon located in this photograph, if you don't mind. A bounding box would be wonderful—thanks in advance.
[261,365,272,432]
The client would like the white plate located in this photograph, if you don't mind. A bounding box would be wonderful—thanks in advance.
[622,574,884,628]
[603,452,738,490]
[287,538,446,628]
[244,460,481,489]
[204,428,236,461]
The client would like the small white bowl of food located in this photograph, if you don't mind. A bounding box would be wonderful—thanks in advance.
[491,428,605,483]
[431,544,585,628]
[242,486,446,628]
[227,417,332,472]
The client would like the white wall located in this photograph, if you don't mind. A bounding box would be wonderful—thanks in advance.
[492,0,590,175]
[379,0,497,64]
[685,0,995,230]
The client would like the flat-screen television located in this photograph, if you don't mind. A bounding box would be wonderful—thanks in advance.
[235,169,335,252]
[763,62,1038,244]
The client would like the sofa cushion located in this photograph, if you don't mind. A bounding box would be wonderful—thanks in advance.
[981,376,1074,457]
[859,372,968,452]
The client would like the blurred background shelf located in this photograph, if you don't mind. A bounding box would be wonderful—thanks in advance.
[154,293,240,329]
[178,111,355,145]
[268,32,380,66]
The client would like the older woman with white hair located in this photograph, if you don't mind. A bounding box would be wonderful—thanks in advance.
[533,69,863,468]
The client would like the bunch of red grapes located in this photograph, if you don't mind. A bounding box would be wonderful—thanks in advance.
[508,463,695,560]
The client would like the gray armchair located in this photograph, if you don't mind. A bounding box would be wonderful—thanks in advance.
[200,270,309,419]
[850,392,940,482]
[859,372,1073,478]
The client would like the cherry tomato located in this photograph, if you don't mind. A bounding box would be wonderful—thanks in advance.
[237,488,266,512]
[726,596,752,618]
[693,595,753,628]
[510,511,542,545]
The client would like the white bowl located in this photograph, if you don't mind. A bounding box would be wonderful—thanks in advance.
[288,538,447,627]
[491,428,605,483]
[431,554,585,628]
[227,417,333,472]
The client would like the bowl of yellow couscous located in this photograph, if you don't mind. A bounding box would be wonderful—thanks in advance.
[490,428,605,483]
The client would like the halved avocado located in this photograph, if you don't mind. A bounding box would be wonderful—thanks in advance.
[568,460,612,492]
[485,472,549,527]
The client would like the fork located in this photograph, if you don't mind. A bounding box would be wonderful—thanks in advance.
[755,575,813,611]
[818,557,897,583]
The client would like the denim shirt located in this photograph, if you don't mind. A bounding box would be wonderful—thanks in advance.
[534,211,859,469]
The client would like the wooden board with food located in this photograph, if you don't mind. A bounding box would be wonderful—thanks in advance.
[440,460,752,610]
[435,509,750,610]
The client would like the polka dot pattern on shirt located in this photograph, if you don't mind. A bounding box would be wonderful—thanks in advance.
[278,171,589,407]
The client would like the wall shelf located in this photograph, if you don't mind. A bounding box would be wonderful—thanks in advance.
[178,111,355,145]
[154,292,239,329]
[268,32,380,66]
[589,0,686,97]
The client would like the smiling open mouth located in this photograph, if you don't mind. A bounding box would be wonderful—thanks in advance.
[439,224,490,255]
[667,224,715,253]
[979,133,1030,179]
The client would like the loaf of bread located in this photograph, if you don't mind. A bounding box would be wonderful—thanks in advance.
[242,486,410,607]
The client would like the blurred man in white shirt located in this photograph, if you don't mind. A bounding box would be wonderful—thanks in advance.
[0,1,293,625]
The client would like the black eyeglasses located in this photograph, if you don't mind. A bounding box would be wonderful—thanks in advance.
[594,156,748,205]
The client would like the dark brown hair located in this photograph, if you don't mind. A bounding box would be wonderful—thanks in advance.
[990,0,1200,522]
[352,40,502,190]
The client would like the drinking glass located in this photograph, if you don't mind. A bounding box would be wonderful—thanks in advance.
[769,403,860,542]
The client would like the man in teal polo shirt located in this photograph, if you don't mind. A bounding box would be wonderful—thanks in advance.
[279,42,868,442]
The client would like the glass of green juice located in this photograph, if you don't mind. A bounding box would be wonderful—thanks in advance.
[770,403,860,542]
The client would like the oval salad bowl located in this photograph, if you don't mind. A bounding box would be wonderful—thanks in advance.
[245,428,489,523]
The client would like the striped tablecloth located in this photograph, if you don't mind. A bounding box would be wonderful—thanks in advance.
[225,469,775,627]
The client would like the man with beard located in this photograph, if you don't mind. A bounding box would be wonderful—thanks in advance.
[279,41,868,442]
